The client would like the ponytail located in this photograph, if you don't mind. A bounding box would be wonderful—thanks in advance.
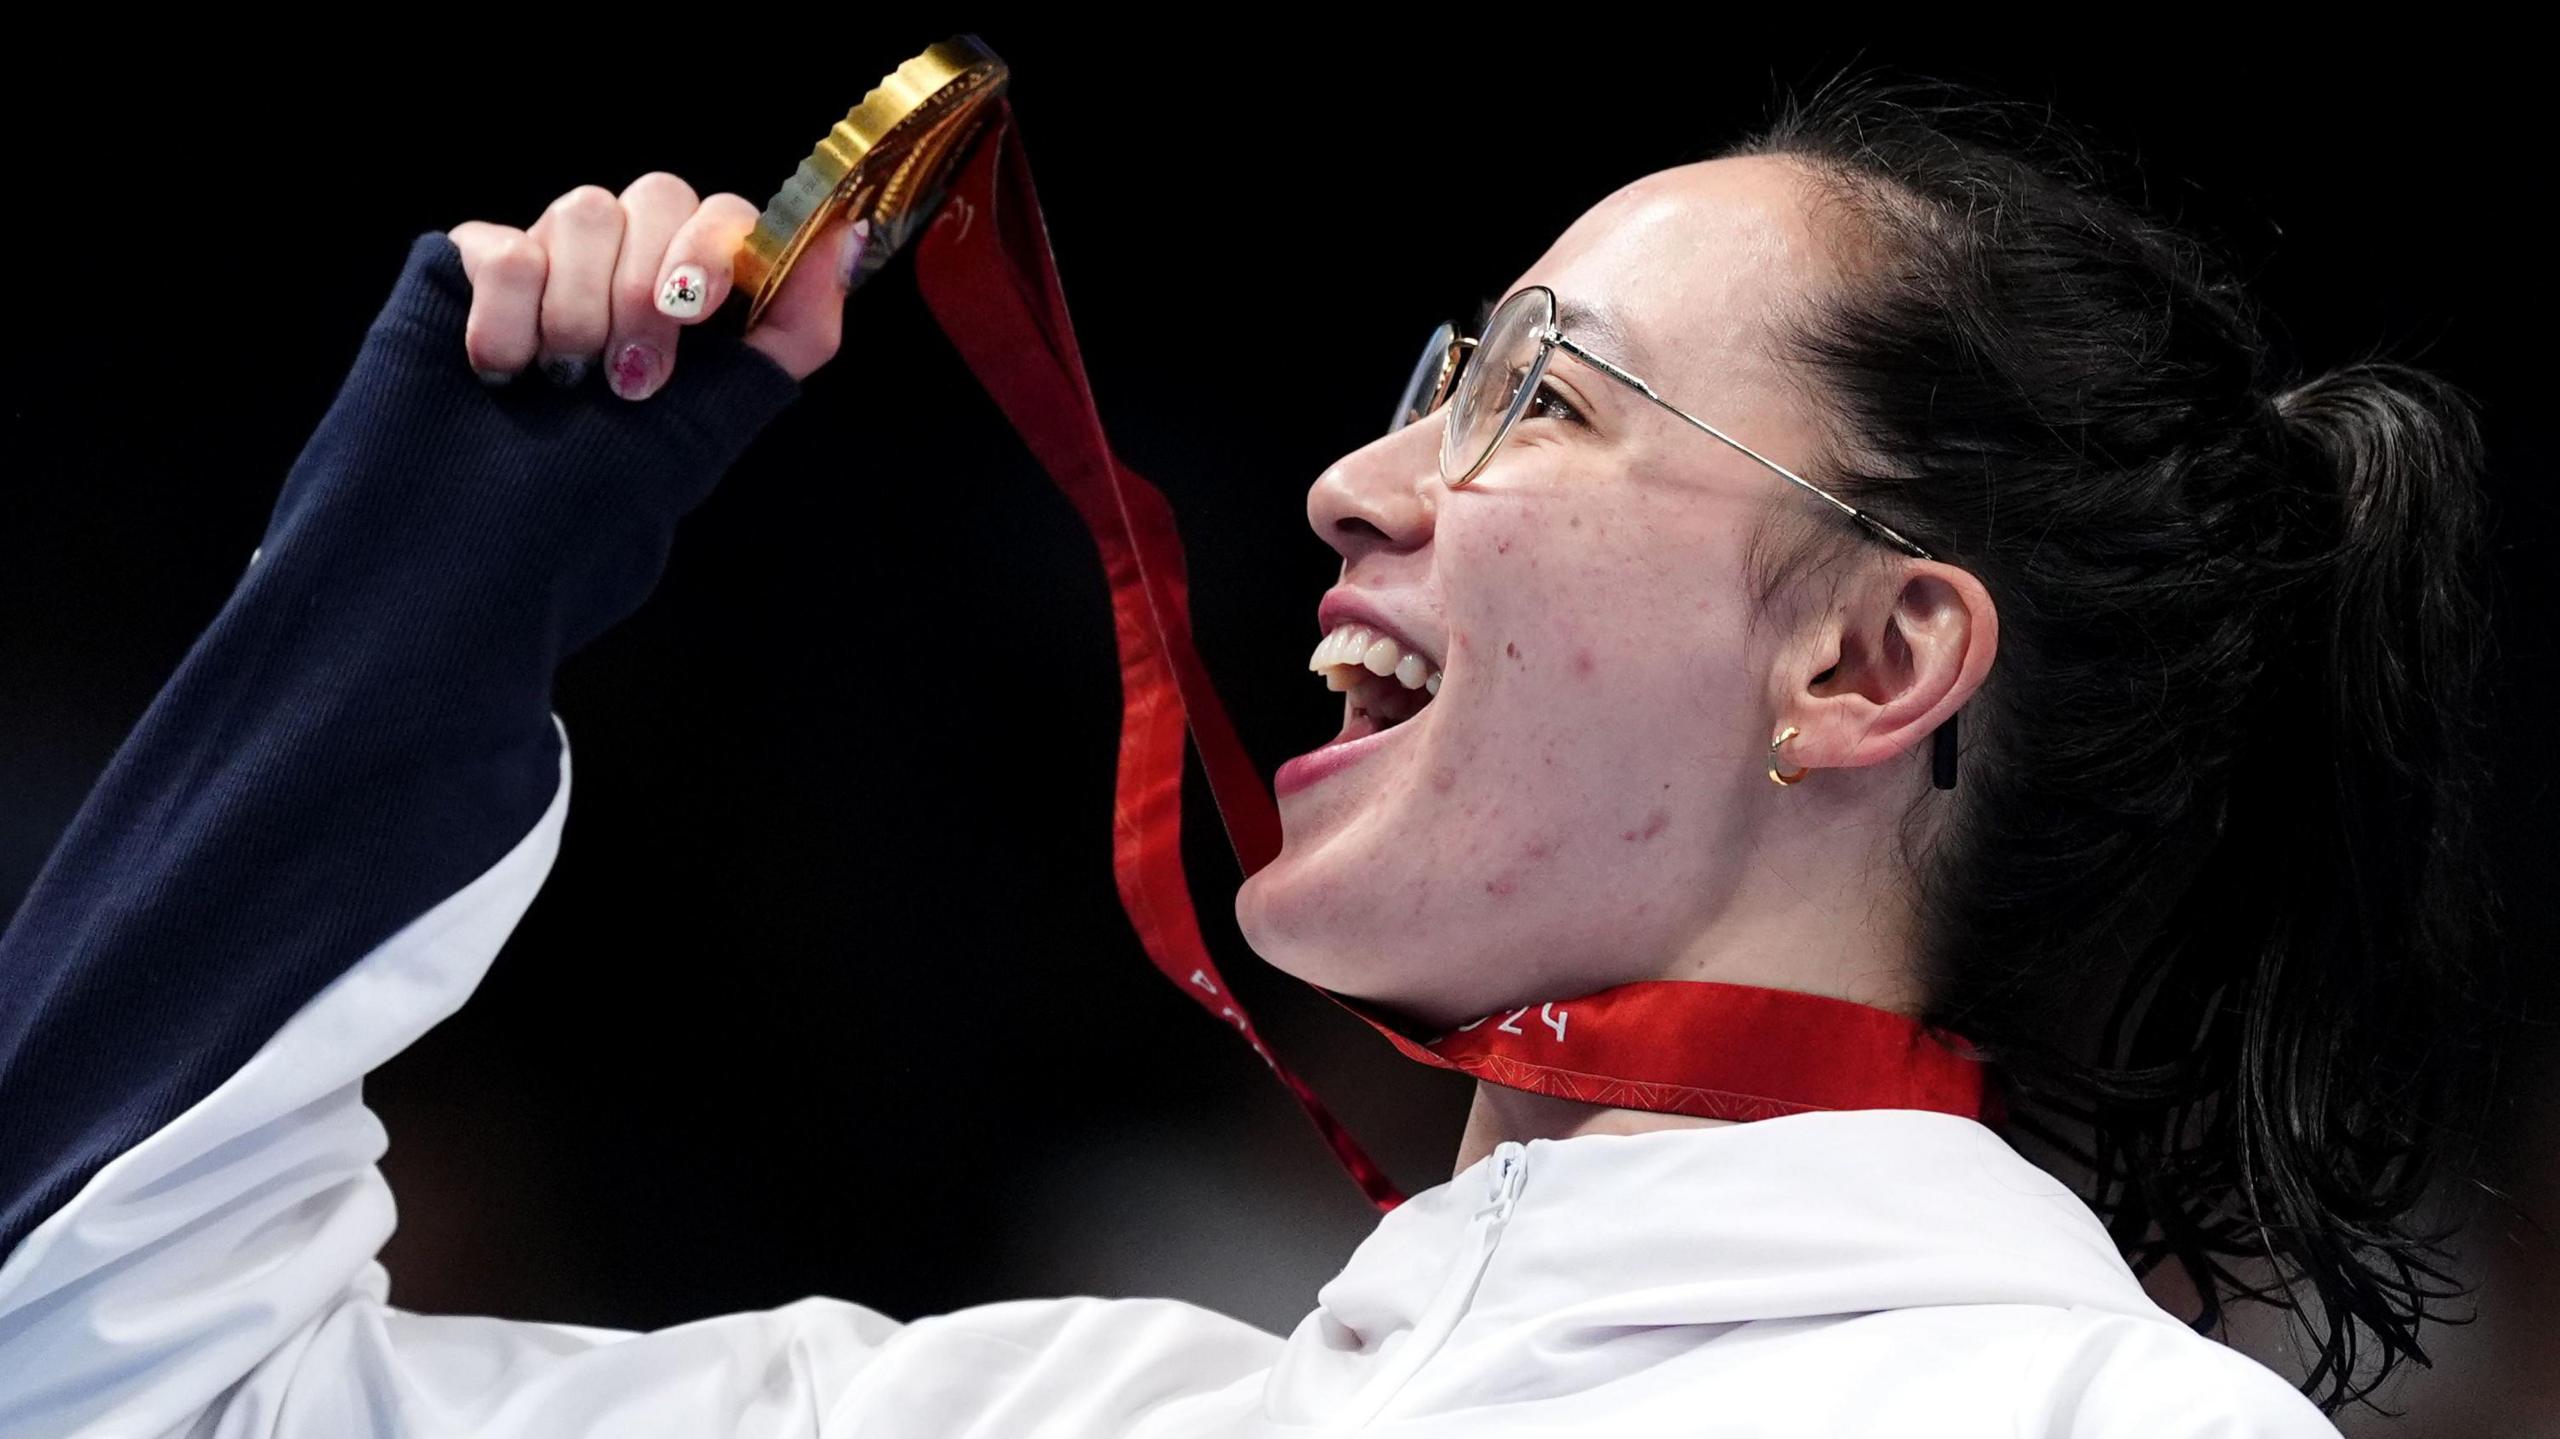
[2155,360,2512,1405]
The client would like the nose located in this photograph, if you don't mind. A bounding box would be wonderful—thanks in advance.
[1307,409,1442,565]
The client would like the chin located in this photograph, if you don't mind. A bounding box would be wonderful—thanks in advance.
[1239,773,1411,967]
[1236,860,1370,990]
[1234,864,1477,1031]
[1233,861,1314,981]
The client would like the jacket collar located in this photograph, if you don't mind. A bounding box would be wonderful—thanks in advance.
[1301,1107,2172,1355]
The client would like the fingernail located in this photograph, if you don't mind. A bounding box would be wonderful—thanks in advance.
[608,342,661,401]
[836,219,873,291]
[541,356,590,388]
[475,366,515,387]
[656,264,707,320]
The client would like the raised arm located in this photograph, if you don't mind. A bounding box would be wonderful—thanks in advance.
[0,217,812,1248]
[0,182,1283,1436]
[0,214,820,1433]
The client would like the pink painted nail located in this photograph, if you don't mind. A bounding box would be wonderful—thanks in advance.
[609,342,661,401]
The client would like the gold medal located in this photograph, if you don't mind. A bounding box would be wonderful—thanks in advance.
[732,34,1011,330]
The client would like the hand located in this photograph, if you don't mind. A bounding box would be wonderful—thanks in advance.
[444,171,867,398]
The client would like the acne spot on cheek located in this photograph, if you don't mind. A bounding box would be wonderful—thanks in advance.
[1430,765,1458,792]
[1572,648,1595,677]
[1495,536,1513,555]
[1485,875,1518,897]
[1619,808,1670,843]
[1571,516,1582,529]
[1522,837,1555,862]
[1505,641,1522,664]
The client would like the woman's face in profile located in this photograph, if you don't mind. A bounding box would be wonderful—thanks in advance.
[1234,155,1851,1031]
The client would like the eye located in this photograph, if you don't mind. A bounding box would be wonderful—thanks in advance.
[1526,380,1587,427]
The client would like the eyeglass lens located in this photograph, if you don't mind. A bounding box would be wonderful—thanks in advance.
[1388,289,1555,485]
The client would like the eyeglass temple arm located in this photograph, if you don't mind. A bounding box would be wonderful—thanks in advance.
[1551,335,1935,562]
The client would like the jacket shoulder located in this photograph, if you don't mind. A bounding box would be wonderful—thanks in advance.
[2014,1309,2340,1437]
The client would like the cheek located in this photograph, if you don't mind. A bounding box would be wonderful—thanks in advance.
[1459,505,1695,714]
[1470,637,1690,850]
[1241,498,1744,1007]
[1451,518,1707,841]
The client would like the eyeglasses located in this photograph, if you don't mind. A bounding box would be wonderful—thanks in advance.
[1389,285,1935,562]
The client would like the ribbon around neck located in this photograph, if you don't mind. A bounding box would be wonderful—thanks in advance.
[908,100,2002,1213]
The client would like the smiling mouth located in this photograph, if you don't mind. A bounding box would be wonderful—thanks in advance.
[1278,653,1442,796]
[1315,644,1445,746]
[1308,625,1442,739]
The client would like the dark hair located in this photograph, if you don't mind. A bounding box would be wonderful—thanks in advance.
[1713,66,2517,1418]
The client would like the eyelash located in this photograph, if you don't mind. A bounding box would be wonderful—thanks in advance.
[1526,380,1586,427]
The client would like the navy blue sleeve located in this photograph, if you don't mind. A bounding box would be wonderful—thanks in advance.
[0,231,804,1259]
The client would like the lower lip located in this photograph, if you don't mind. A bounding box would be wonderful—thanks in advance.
[1274,713,1415,798]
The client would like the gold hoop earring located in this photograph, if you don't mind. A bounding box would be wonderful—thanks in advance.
[1769,725,1809,786]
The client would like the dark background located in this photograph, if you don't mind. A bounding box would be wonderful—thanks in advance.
[6,29,2550,1435]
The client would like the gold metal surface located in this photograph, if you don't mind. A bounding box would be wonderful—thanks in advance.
[1769,725,1808,786]
[733,35,1010,330]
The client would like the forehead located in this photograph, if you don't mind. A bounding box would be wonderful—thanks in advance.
[1499,155,1832,391]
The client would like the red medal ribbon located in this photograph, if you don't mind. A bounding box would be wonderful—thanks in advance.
[910,100,2002,1214]
[1329,982,2004,1126]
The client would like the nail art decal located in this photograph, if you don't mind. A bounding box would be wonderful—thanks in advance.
[836,218,873,291]
[541,356,589,388]
[657,264,707,319]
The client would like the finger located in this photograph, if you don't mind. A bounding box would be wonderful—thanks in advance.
[650,191,762,326]
[600,171,700,402]
[743,213,868,384]
[527,186,624,388]
[444,221,546,384]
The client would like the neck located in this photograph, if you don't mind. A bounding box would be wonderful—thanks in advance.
[1452,1080,1736,1176]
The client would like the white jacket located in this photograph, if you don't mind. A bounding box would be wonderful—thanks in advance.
[0,719,2340,1437]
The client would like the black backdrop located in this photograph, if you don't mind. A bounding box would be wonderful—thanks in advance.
[6,28,2550,1434]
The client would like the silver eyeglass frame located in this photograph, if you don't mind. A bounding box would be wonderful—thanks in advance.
[1392,284,1936,562]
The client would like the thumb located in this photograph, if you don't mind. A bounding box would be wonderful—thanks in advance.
[742,215,869,383]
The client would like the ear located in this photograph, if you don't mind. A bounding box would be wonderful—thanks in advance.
[1784,561,1996,775]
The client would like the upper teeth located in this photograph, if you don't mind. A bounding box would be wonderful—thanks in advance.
[1307,624,1443,697]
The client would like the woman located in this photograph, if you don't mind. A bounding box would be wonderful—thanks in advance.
[0,68,2504,1435]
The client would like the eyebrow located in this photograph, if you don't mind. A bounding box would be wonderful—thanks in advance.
[1470,290,1656,379]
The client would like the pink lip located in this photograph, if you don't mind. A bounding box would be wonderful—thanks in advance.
[1316,589,1441,670]
[1275,712,1417,798]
